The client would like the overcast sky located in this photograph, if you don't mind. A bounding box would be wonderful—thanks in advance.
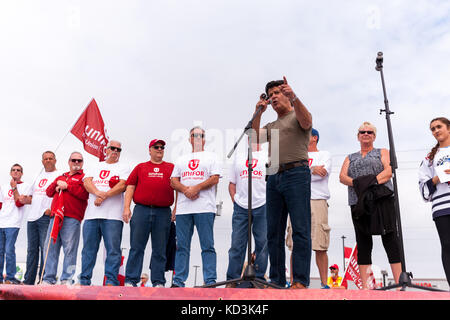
[0,1,449,288]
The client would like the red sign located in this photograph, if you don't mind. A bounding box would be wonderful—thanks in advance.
[188,159,200,171]
[343,245,363,289]
[70,98,109,161]
[50,192,65,244]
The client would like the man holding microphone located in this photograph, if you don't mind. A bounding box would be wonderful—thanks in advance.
[252,76,313,289]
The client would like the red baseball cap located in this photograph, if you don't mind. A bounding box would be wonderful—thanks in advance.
[149,139,166,149]
[329,264,339,270]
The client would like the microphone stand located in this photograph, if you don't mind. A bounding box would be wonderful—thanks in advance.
[201,105,282,289]
[374,52,445,292]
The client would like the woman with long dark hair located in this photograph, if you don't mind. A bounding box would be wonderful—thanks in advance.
[419,117,450,287]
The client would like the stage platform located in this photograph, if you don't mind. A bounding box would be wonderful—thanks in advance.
[0,284,449,300]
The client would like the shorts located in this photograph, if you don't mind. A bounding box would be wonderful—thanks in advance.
[286,199,330,251]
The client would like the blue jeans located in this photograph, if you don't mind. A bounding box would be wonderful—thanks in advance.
[0,228,20,281]
[125,204,171,286]
[24,215,50,285]
[43,217,81,284]
[79,219,123,286]
[173,212,216,287]
[226,203,268,280]
[266,165,311,287]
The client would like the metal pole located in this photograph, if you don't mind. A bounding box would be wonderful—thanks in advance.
[193,265,200,287]
[341,235,346,270]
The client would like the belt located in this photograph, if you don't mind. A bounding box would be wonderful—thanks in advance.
[138,203,170,209]
[275,160,309,173]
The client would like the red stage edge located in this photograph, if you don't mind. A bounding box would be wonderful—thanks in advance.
[0,284,449,300]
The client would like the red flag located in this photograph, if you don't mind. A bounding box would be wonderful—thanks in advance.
[70,98,109,161]
[50,192,65,244]
[103,248,125,286]
[343,245,363,289]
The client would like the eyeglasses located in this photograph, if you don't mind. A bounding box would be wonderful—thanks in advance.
[191,133,205,138]
[108,146,122,152]
[11,168,22,172]
[152,145,165,150]
[359,130,374,135]
[70,159,83,163]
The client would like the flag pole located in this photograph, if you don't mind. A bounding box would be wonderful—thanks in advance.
[38,190,62,285]
[53,98,93,152]
[30,99,92,189]
[39,215,56,284]
[339,243,357,287]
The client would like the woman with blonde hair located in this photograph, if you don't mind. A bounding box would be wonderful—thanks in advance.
[418,117,450,287]
[339,121,402,289]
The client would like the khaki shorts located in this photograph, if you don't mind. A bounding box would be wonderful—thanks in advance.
[286,199,330,251]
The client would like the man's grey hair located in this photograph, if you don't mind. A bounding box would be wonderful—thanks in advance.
[190,126,205,135]
[69,151,83,160]
[106,140,121,148]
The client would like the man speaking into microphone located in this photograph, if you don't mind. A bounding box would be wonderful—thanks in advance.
[252,76,313,289]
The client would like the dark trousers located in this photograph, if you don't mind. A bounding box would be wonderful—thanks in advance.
[351,205,401,265]
[435,215,450,287]
[266,166,311,287]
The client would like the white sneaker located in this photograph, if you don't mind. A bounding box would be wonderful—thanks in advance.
[124,282,135,287]
[154,284,164,288]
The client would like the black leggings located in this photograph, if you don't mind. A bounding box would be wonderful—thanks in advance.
[351,206,402,265]
[435,215,450,287]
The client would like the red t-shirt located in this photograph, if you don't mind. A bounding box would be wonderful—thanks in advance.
[126,161,175,207]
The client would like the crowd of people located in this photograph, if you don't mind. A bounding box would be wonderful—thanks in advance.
[0,78,449,290]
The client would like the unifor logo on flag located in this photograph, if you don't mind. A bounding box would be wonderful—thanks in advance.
[50,192,65,244]
[71,98,109,161]
[343,245,363,289]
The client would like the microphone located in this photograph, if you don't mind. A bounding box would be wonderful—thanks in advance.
[375,51,383,71]
[260,93,271,105]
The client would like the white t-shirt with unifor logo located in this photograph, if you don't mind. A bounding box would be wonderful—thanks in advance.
[308,150,332,200]
[0,182,32,228]
[83,161,131,221]
[26,170,61,222]
[229,150,267,209]
[171,151,222,215]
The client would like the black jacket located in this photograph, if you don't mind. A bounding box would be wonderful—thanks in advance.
[352,174,397,235]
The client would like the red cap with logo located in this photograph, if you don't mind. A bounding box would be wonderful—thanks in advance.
[329,264,339,270]
[149,139,166,149]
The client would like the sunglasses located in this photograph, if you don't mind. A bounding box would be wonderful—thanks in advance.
[152,145,165,150]
[359,130,374,135]
[70,159,83,163]
[11,168,22,172]
[109,146,122,152]
[191,133,205,138]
